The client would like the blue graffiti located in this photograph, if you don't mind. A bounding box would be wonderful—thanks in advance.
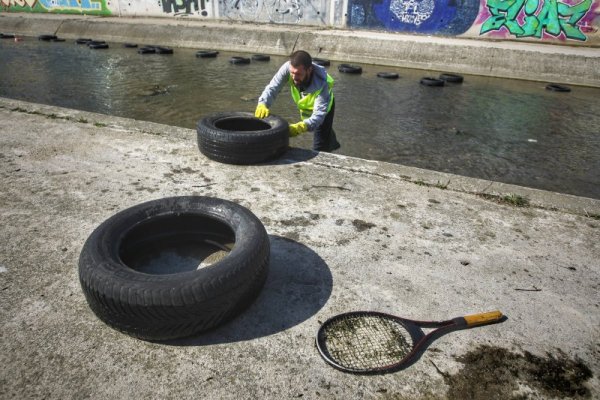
[348,0,479,34]
[37,0,101,9]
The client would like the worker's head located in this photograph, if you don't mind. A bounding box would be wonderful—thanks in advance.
[289,50,313,87]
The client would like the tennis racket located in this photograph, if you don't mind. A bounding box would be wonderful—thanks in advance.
[316,310,503,374]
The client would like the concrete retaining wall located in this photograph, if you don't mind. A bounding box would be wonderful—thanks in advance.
[1,13,599,87]
[1,0,599,46]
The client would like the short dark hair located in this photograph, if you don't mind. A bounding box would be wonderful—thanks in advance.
[290,50,312,68]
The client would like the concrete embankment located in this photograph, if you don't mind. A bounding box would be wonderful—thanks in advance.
[0,97,599,399]
[1,12,599,87]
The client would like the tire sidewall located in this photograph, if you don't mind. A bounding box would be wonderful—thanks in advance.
[198,111,288,145]
[79,196,268,299]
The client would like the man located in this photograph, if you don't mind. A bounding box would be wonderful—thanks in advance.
[255,50,340,152]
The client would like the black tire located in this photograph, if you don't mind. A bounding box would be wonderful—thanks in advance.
[230,56,251,65]
[138,46,156,54]
[338,64,362,74]
[439,73,464,83]
[79,196,270,341]
[197,112,289,165]
[1,33,16,39]
[545,83,571,92]
[252,54,270,61]
[89,43,109,49]
[377,72,399,79]
[313,58,330,66]
[124,43,138,48]
[38,34,57,41]
[76,38,92,44]
[196,50,219,58]
[155,46,173,54]
[420,77,445,87]
[87,40,106,47]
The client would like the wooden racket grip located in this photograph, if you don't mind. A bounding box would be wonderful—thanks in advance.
[463,311,503,326]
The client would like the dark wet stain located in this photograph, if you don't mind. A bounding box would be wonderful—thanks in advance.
[280,213,321,227]
[352,219,376,232]
[444,345,592,400]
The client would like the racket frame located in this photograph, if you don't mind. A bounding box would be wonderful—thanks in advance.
[316,310,503,374]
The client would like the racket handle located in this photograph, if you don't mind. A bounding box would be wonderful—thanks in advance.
[463,311,503,326]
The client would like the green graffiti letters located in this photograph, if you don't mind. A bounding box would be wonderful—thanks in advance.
[480,0,592,40]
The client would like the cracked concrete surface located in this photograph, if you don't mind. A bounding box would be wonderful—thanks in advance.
[0,97,599,399]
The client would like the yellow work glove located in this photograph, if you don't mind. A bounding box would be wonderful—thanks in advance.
[289,121,308,137]
[255,103,270,119]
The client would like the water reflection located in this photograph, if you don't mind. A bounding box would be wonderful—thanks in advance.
[1,38,599,199]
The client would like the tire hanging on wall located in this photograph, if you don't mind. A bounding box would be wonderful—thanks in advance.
[197,112,289,165]
[79,196,270,341]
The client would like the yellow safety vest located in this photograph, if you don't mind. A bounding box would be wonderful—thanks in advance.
[289,74,335,120]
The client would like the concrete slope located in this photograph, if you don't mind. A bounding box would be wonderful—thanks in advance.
[0,97,599,399]
[1,13,599,87]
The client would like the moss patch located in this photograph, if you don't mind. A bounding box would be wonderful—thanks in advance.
[444,345,592,400]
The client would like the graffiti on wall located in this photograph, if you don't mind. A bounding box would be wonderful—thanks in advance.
[219,0,326,24]
[479,0,596,40]
[160,0,208,15]
[1,0,109,14]
[348,0,480,34]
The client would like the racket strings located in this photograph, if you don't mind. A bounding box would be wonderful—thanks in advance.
[320,314,413,371]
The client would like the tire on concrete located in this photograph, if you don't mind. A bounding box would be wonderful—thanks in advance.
[197,111,289,165]
[79,196,270,341]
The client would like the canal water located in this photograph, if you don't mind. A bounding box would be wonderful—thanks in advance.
[1,37,599,199]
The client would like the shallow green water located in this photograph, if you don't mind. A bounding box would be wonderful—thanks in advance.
[1,37,599,199]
